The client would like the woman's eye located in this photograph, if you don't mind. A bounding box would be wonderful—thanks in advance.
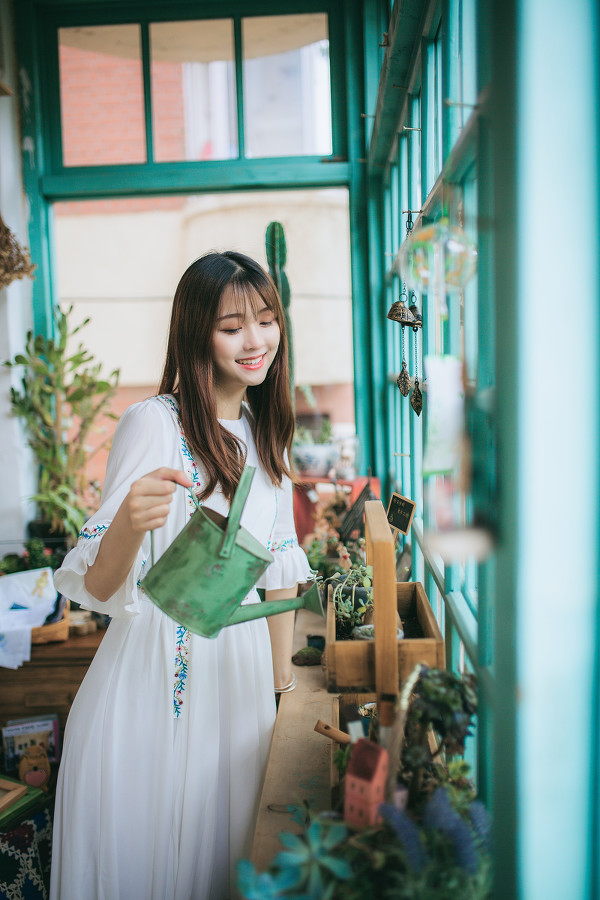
[222,328,241,335]
[260,319,275,327]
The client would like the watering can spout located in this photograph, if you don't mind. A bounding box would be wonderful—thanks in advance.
[226,582,323,627]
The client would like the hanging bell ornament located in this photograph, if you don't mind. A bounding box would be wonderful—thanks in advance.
[397,362,411,396]
[387,300,416,325]
[410,378,423,415]
[409,304,423,329]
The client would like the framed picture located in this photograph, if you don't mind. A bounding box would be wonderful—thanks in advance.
[2,713,60,772]
[0,777,27,815]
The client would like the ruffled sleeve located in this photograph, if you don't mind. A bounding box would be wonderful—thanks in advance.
[53,398,183,618]
[256,473,313,591]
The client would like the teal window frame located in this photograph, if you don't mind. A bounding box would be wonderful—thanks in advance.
[39,0,349,195]
[367,0,492,798]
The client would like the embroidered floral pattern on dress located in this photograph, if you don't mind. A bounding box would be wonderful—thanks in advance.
[268,536,299,552]
[173,625,191,718]
[79,523,109,540]
[156,395,200,717]
[156,395,202,519]
[136,558,147,588]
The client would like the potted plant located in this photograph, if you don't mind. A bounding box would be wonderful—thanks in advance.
[322,562,374,640]
[4,305,119,544]
[0,537,63,574]
[238,800,491,899]
[238,668,491,899]
[293,418,341,478]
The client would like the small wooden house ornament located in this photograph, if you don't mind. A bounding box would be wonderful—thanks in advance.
[344,738,389,827]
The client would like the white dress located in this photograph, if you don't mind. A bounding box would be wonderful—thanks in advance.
[50,395,311,900]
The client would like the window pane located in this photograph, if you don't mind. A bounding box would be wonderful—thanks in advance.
[243,14,332,158]
[150,20,237,162]
[58,25,146,166]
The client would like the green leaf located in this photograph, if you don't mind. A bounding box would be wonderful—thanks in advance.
[278,832,305,852]
[318,856,353,880]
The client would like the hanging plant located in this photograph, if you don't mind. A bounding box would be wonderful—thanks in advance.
[0,214,36,288]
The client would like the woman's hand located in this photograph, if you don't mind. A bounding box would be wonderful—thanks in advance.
[125,467,193,533]
[84,467,192,603]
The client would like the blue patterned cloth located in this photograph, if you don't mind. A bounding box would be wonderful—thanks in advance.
[0,808,52,900]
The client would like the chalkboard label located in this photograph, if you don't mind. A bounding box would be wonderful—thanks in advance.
[386,492,416,537]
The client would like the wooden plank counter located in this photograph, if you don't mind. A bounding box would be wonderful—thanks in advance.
[251,608,334,870]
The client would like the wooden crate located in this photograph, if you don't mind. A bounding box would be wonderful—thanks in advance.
[325,581,444,692]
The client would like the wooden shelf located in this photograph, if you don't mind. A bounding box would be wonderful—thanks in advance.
[251,608,332,870]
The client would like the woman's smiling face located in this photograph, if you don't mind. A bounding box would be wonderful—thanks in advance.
[211,285,281,402]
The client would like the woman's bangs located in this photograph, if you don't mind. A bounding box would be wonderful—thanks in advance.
[228,279,278,320]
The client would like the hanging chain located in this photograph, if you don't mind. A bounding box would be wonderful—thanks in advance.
[397,212,416,397]
[401,320,406,363]
[413,327,419,381]
[410,325,423,415]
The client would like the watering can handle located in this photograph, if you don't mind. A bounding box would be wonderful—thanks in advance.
[219,465,255,559]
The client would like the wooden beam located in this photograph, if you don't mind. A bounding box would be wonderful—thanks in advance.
[365,500,398,726]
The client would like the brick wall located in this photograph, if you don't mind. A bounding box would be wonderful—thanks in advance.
[57,44,187,215]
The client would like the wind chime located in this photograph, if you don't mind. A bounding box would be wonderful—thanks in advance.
[387,212,423,415]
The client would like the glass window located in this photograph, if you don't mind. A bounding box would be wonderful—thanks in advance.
[58,25,146,166]
[150,19,237,162]
[242,14,332,158]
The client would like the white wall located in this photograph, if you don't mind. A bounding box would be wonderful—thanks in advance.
[0,0,35,550]
[54,189,354,388]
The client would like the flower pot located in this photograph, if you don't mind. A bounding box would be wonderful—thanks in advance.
[292,442,341,477]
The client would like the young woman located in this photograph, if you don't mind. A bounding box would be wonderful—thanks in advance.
[50,251,311,900]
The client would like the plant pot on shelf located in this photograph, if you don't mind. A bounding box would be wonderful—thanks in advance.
[324,577,372,640]
[292,442,341,478]
[325,581,445,693]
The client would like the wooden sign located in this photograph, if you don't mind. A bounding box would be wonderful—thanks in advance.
[386,492,416,537]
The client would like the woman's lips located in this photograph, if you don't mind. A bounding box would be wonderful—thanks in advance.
[236,354,266,370]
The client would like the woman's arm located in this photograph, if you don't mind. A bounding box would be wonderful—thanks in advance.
[265,585,298,691]
[84,467,192,602]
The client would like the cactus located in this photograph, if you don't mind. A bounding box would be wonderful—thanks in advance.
[265,221,294,401]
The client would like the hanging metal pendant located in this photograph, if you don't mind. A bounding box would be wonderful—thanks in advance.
[387,300,416,325]
[397,361,411,396]
[410,378,423,415]
[408,293,422,328]
[409,307,423,329]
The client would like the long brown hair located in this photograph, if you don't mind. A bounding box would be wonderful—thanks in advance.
[158,250,295,502]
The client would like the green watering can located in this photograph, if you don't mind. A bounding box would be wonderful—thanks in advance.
[141,465,323,638]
